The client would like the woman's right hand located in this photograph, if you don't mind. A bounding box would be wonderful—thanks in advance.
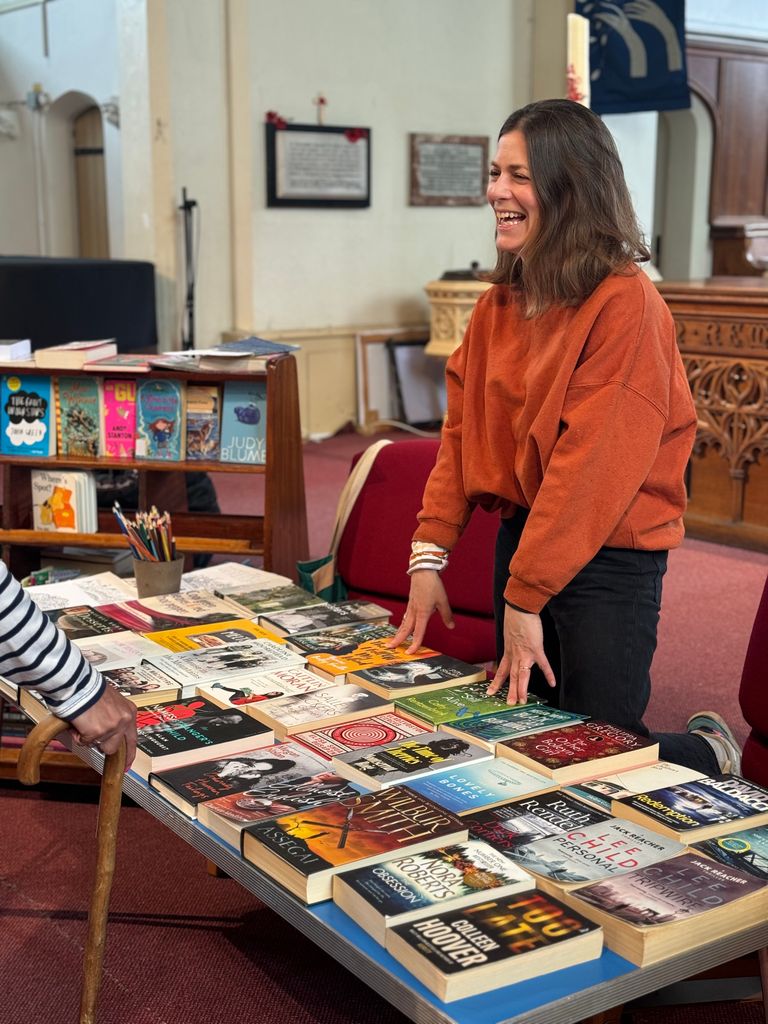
[387,570,455,654]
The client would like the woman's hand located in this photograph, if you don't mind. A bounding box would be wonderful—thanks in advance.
[487,604,556,705]
[387,570,454,655]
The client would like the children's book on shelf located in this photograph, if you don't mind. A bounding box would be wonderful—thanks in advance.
[692,825,768,880]
[180,563,291,595]
[135,378,185,460]
[260,600,391,638]
[612,774,768,842]
[242,786,468,903]
[333,839,534,946]
[150,739,333,818]
[496,721,659,785]
[102,664,181,707]
[443,705,589,752]
[1,373,55,456]
[31,469,97,533]
[332,730,492,792]
[296,712,427,760]
[249,684,394,741]
[348,654,486,700]
[385,891,603,1002]
[212,582,323,614]
[220,378,267,464]
[0,338,31,361]
[508,818,685,894]
[56,375,101,456]
[564,852,767,966]
[395,683,541,730]
[94,590,254,635]
[566,761,708,814]
[101,377,137,458]
[185,383,220,461]
[83,352,152,373]
[144,617,283,652]
[133,696,275,778]
[43,604,126,641]
[405,759,555,815]
[199,771,363,851]
[465,791,611,856]
[143,639,305,686]
[34,338,117,369]
[73,631,169,671]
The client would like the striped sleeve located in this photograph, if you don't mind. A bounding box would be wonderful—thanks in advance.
[0,562,105,721]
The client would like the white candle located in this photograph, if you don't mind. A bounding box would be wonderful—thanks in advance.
[567,12,591,107]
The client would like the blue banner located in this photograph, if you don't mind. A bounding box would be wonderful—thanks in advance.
[577,1,690,114]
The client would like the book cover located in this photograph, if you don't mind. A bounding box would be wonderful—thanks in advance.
[693,825,768,880]
[34,338,116,369]
[497,721,659,784]
[143,639,305,685]
[348,654,486,700]
[74,631,169,671]
[385,892,602,1001]
[568,852,766,965]
[102,664,181,706]
[0,338,31,361]
[465,791,610,856]
[297,629,438,685]
[143,617,282,652]
[43,604,126,641]
[183,563,292,595]
[395,683,540,729]
[135,378,185,460]
[149,739,332,817]
[1,373,55,456]
[286,622,396,655]
[405,759,554,815]
[220,379,267,464]
[261,600,390,637]
[82,352,152,372]
[101,377,137,458]
[296,712,427,760]
[214,583,325,616]
[185,383,220,461]
[444,705,589,752]
[56,375,101,456]
[508,818,684,888]
[31,469,96,533]
[613,774,768,841]
[196,674,308,709]
[333,839,533,945]
[332,730,492,791]
[25,572,136,612]
[93,590,252,634]
[249,684,394,741]
[566,761,708,814]
[242,786,468,903]
[133,695,274,777]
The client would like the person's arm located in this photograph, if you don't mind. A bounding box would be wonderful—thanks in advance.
[0,563,137,766]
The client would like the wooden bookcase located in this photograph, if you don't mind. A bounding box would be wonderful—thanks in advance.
[0,353,309,580]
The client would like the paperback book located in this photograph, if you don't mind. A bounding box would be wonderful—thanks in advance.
[692,825,768,880]
[566,761,708,814]
[242,786,468,903]
[143,639,305,686]
[25,572,136,612]
[333,839,534,946]
[296,712,426,760]
[331,731,492,791]
[101,377,137,458]
[94,590,252,635]
[195,673,313,710]
[149,739,330,817]
[56,375,101,456]
[612,774,768,841]
[285,622,396,656]
[143,618,283,652]
[249,684,394,741]
[443,705,589,752]
[496,721,659,784]
[213,583,325,616]
[348,654,486,700]
[296,630,438,686]
[1,373,55,456]
[135,378,185,460]
[395,683,542,730]
[133,696,275,778]
[566,852,767,965]
[465,791,610,856]
[220,378,267,463]
[182,563,291,595]
[261,600,391,638]
[404,759,555,815]
[34,338,116,369]
[185,383,221,461]
[74,631,169,671]
[102,664,181,706]
[385,891,603,1002]
[43,604,126,642]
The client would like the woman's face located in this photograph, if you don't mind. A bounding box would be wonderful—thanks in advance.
[487,129,539,255]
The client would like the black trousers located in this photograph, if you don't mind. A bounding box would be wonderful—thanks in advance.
[493,509,718,774]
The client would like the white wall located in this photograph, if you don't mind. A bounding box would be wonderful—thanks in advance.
[247,0,522,331]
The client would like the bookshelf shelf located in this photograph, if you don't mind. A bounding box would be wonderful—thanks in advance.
[0,354,308,579]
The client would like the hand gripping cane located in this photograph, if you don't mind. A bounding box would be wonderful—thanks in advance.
[17,715,126,1024]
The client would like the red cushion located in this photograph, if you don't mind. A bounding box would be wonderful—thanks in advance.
[739,573,768,737]
[742,731,768,791]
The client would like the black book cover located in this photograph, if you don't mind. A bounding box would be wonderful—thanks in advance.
[136,696,269,757]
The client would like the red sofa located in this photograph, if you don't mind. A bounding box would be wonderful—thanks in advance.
[335,439,498,665]
[739,571,768,788]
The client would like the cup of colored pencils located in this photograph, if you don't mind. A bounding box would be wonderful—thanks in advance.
[113,503,183,598]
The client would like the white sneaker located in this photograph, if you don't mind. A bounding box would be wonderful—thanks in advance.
[686,710,742,775]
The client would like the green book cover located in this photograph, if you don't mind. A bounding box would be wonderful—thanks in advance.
[395,682,541,727]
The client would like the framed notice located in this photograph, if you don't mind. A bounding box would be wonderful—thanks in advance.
[409,133,488,206]
[265,123,371,208]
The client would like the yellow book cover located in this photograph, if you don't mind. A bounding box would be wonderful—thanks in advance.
[144,618,285,652]
[307,638,437,684]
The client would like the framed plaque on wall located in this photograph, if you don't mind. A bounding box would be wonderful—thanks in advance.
[409,133,488,206]
[265,122,371,208]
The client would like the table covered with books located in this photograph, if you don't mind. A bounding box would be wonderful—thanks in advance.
[5,562,768,1024]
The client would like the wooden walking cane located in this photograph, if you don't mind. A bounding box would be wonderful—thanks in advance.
[17,715,126,1024]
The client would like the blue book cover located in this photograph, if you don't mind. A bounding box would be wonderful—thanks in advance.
[405,758,553,814]
[135,379,185,460]
[1,373,54,456]
[220,379,267,464]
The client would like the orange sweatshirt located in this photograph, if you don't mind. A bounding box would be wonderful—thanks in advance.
[414,266,696,613]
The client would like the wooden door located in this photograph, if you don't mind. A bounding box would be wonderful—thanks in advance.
[73,106,109,258]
